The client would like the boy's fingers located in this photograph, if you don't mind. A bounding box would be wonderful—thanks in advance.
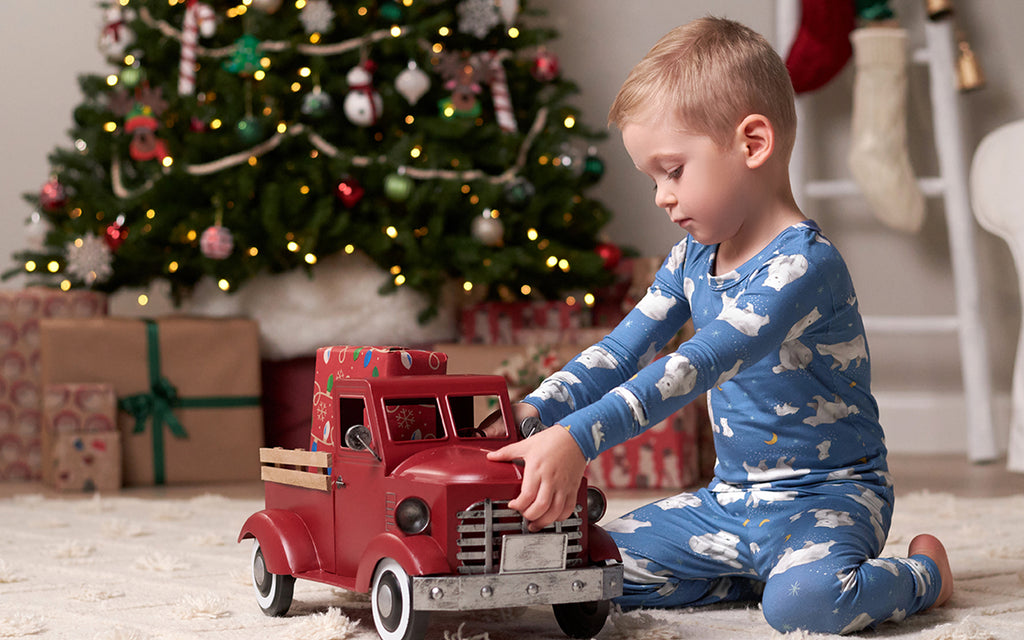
[486,441,522,461]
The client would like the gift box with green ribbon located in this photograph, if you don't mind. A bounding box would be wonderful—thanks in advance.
[39,316,263,486]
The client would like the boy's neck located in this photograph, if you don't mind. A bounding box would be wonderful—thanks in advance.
[714,188,804,275]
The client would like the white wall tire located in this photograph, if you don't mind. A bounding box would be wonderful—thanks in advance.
[251,540,295,617]
[371,558,430,640]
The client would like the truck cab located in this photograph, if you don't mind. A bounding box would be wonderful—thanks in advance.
[239,346,622,640]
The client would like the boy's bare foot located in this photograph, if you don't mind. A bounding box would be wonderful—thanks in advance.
[909,533,953,608]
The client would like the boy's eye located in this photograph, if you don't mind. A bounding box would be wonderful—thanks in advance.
[667,166,683,180]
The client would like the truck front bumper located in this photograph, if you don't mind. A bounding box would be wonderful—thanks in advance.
[411,563,623,611]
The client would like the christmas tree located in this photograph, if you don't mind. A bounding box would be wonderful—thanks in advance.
[11,0,621,320]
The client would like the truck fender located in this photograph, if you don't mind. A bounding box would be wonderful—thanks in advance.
[355,532,450,592]
[238,509,319,576]
[587,524,623,564]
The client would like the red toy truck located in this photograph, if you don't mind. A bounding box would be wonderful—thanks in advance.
[238,346,623,640]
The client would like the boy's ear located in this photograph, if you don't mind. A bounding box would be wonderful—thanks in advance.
[735,114,774,168]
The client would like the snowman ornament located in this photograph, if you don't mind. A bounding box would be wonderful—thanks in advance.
[343,64,382,127]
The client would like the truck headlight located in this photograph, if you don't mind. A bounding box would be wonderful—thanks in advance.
[395,497,430,535]
[586,486,606,523]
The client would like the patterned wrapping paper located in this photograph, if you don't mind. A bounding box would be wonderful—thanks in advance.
[41,383,118,487]
[50,431,122,492]
[458,301,589,345]
[0,288,107,481]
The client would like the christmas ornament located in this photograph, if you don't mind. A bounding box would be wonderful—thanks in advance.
[437,52,485,116]
[595,242,622,270]
[113,86,170,162]
[956,32,985,91]
[784,0,856,94]
[343,64,383,127]
[379,2,403,22]
[486,52,517,133]
[457,0,500,38]
[236,116,264,144]
[531,49,560,81]
[119,64,144,89]
[301,85,333,117]
[384,172,414,202]
[65,233,114,285]
[335,176,365,207]
[395,61,430,105]
[300,0,335,34]
[200,224,234,259]
[224,34,262,76]
[99,5,136,58]
[178,0,217,95]
[250,0,283,13]
[497,0,520,26]
[583,149,605,181]
[104,216,129,251]
[25,211,49,250]
[504,178,535,205]
[39,176,67,211]
[471,212,504,246]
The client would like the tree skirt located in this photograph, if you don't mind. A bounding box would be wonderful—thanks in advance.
[0,491,1021,639]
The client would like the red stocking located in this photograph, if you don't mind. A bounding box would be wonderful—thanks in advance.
[785,0,857,94]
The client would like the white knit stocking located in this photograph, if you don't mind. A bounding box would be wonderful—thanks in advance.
[847,27,925,233]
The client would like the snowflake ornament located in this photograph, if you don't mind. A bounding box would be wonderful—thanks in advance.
[300,0,335,34]
[65,233,113,285]
[458,0,500,38]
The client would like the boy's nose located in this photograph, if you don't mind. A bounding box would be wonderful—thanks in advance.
[654,184,676,209]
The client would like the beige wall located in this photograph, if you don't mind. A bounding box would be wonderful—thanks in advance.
[2,1,1021,454]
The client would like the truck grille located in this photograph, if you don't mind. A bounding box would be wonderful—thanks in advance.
[455,498,583,574]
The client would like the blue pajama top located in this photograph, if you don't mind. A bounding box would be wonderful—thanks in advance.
[523,221,889,491]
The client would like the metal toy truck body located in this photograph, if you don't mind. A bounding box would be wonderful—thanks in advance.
[238,346,622,640]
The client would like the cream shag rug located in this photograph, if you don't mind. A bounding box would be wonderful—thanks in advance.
[0,491,1021,640]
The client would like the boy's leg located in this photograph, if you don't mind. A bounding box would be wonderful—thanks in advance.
[605,488,764,610]
[756,486,944,634]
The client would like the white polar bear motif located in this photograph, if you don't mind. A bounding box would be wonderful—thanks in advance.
[764,254,809,291]
[816,334,868,371]
[636,287,677,321]
[718,291,770,337]
[527,371,581,409]
[655,354,699,400]
[803,395,860,427]
[576,345,619,370]
[772,308,821,374]
[666,242,686,272]
[769,540,836,577]
[689,530,743,569]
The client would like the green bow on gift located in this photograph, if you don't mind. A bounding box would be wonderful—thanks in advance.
[119,320,260,484]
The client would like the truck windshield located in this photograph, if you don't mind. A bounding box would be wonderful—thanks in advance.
[383,397,445,441]
[449,394,509,438]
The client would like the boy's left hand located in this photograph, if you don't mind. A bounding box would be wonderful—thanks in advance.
[486,425,587,531]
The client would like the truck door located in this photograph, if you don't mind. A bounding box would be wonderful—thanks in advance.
[333,396,386,579]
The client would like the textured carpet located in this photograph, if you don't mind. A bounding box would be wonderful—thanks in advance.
[0,490,1021,639]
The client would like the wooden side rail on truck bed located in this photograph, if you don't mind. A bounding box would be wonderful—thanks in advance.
[259,447,332,492]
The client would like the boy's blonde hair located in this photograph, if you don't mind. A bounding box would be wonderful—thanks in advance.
[609,16,797,160]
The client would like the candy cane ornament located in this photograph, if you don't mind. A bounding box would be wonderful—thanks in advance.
[487,51,517,133]
[178,0,217,95]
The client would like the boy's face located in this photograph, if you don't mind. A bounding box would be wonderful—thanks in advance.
[621,112,752,247]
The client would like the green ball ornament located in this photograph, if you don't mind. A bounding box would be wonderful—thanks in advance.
[379,2,403,22]
[120,66,143,88]
[583,154,605,181]
[236,117,263,144]
[385,173,414,202]
[504,178,535,205]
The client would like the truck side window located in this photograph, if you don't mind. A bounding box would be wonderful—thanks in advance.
[338,397,368,449]
[383,397,443,441]
[450,394,509,438]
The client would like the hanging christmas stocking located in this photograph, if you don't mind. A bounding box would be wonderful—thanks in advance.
[847,27,925,233]
[785,0,857,94]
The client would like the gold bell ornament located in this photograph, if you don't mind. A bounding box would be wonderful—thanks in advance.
[955,31,985,92]
[924,0,954,21]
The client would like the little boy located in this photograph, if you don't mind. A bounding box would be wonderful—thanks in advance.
[487,16,952,634]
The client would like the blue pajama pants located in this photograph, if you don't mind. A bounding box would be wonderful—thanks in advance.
[606,482,942,634]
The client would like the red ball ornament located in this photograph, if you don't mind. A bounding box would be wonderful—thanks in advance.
[39,176,67,211]
[200,224,234,260]
[531,50,560,82]
[104,219,129,251]
[335,176,365,207]
[595,242,622,270]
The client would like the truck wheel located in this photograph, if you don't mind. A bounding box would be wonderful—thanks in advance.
[371,558,430,640]
[552,599,610,639]
[251,540,295,617]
